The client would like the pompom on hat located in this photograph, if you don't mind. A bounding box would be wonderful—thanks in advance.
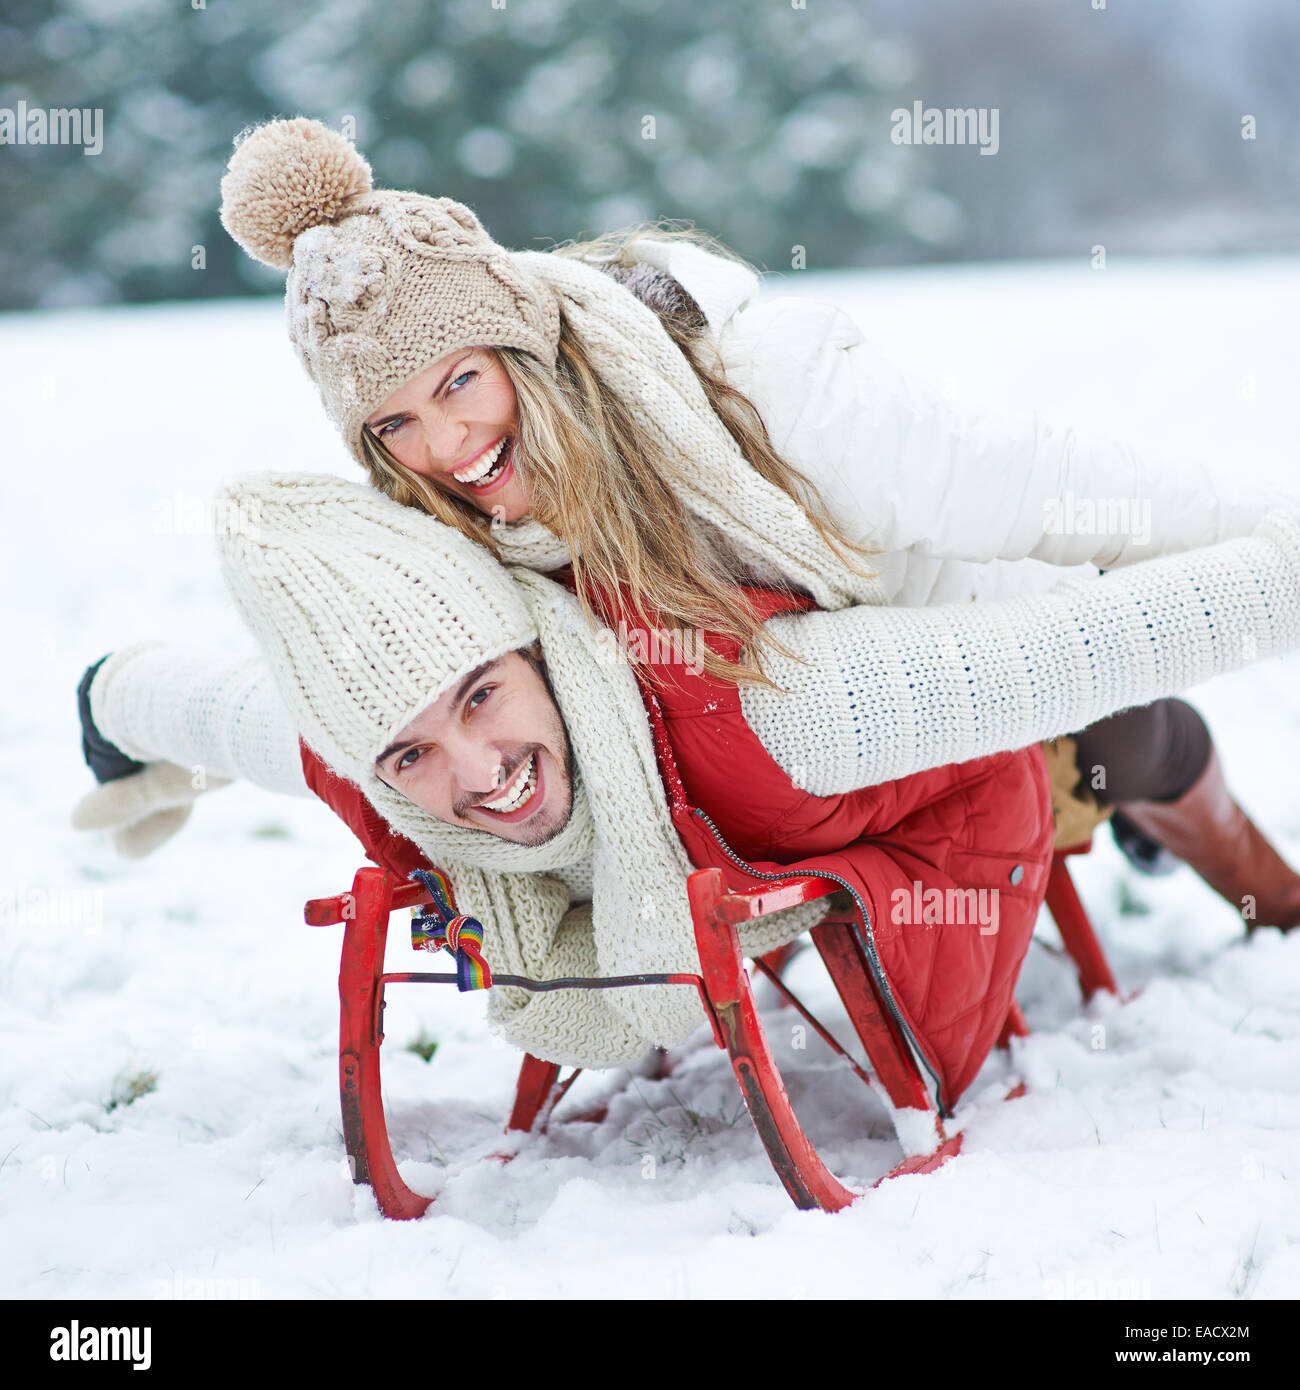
[219,117,561,467]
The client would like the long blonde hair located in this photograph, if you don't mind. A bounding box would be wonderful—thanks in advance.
[360,220,877,686]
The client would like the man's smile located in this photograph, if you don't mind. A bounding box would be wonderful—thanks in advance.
[471,751,544,824]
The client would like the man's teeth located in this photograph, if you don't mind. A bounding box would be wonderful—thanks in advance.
[481,754,538,813]
[453,436,509,485]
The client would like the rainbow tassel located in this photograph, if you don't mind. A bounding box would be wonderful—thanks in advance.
[409,869,493,992]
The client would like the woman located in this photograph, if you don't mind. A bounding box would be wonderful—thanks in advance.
[77,116,1300,927]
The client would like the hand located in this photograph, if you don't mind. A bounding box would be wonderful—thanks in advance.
[72,761,233,859]
[74,654,231,858]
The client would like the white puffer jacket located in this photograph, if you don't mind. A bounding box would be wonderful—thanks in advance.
[632,238,1294,607]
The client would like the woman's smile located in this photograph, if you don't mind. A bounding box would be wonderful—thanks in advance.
[452,434,516,495]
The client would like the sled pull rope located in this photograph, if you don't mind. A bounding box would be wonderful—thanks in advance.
[402,870,708,1002]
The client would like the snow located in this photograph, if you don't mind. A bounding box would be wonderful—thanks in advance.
[2,257,1299,1299]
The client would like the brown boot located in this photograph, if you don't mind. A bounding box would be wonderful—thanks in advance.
[1116,748,1300,931]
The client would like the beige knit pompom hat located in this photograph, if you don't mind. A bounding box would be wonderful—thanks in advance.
[215,472,538,791]
[219,117,561,467]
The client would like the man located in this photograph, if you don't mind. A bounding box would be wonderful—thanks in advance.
[74,474,1300,1106]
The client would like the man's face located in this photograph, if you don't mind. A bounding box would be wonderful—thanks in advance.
[374,646,574,846]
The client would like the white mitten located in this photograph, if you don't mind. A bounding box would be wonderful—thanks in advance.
[72,762,233,859]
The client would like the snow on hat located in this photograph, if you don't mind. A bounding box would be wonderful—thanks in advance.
[215,472,538,792]
[219,117,561,468]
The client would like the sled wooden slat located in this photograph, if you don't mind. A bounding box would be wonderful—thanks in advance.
[305,843,1118,1220]
[809,915,934,1113]
[335,867,433,1220]
[1043,839,1119,1000]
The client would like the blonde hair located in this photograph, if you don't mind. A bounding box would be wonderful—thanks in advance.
[359,219,878,687]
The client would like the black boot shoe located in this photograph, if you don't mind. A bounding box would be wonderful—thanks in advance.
[1109,809,1178,876]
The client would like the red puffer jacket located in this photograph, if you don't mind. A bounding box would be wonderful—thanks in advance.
[302,579,1055,1113]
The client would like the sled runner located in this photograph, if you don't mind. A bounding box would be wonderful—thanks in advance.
[303,835,1115,1220]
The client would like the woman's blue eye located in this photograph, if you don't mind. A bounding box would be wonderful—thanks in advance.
[374,368,476,441]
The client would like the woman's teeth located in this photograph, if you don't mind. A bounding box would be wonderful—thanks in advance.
[481,754,538,813]
[453,436,510,486]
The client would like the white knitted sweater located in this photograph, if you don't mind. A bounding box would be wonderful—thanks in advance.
[91,644,309,796]
[95,510,1300,808]
[88,509,1300,1070]
[742,514,1300,795]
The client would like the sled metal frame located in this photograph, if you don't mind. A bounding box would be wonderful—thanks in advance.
[303,837,1112,1220]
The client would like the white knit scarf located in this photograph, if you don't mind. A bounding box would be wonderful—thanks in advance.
[353,249,870,1066]
[488,251,891,610]
[363,570,828,1067]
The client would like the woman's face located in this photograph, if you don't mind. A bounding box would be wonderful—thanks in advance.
[364,346,534,523]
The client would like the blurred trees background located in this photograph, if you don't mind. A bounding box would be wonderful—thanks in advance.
[1,0,1297,311]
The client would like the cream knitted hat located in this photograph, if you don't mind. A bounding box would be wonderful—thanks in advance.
[220,116,891,616]
[213,471,835,1068]
[219,117,560,467]
[214,472,538,795]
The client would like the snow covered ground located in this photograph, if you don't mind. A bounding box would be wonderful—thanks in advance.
[2,257,1299,1300]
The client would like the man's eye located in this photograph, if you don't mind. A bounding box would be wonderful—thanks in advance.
[395,747,423,772]
[467,685,493,710]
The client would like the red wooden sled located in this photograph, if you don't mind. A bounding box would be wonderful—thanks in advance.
[304,836,1114,1220]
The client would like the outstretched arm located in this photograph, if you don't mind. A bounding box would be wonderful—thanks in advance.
[718,294,1297,572]
[87,642,310,796]
[741,511,1300,796]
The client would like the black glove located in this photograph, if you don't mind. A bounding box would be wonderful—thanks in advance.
[77,655,145,783]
